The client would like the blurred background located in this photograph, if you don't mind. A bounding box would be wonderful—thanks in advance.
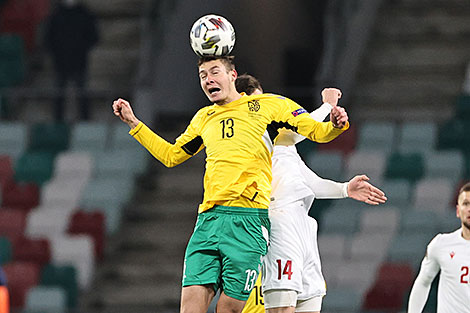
[0,0,469,312]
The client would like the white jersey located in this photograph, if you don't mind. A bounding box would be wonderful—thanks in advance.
[263,143,348,300]
[408,228,470,313]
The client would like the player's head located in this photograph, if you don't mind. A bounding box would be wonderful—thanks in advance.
[456,182,470,230]
[198,56,239,105]
[235,74,263,95]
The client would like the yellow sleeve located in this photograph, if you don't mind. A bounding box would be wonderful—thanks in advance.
[274,97,349,143]
[129,112,205,168]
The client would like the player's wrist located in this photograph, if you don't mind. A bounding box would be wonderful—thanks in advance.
[128,118,140,129]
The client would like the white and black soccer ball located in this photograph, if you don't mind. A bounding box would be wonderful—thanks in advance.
[189,14,235,57]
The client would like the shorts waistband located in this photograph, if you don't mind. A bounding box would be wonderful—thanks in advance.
[203,205,268,217]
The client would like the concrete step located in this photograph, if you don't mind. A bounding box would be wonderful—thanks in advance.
[83,0,146,17]
[99,18,141,48]
[388,0,470,10]
[365,41,470,70]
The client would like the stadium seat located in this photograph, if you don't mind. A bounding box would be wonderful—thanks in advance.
[0,236,12,265]
[385,152,424,182]
[40,264,78,308]
[3,261,40,308]
[110,122,144,152]
[93,150,139,178]
[14,151,56,185]
[397,121,437,153]
[0,155,13,188]
[413,178,454,214]
[379,179,412,209]
[317,234,347,260]
[13,237,51,267]
[320,206,360,235]
[344,151,387,183]
[437,119,470,153]
[333,260,380,294]
[24,285,66,313]
[358,207,400,235]
[423,151,464,182]
[28,123,69,155]
[80,177,134,234]
[317,124,358,155]
[40,179,84,208]
[400,210,439,235]
[25,206,75,241]
[356,121,397,154]
[1,182,39,211]
[437,210,461,233]
[363,262,415,312]
[387,233,433,270]
[67,210,105,261]
[70,122,109,153]
[0,122,28,160]
[305,150,344,181]
[349,232,392,262]
[50,235,95,289]
[52,152,93,181]
[455,94,470,116]
[0,34,25,87]
[322,288,363,313]
[0,208,27,243]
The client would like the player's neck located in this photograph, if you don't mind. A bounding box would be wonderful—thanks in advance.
[461,224,470,240]
[216,91,242,106]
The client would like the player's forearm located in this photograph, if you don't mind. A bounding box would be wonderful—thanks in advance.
[407,274,433,313]
[300,164,347,198]
[300,119,349,143]
[130,122,191,167]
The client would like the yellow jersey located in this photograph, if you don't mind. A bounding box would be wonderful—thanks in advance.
[130,93,348,213]
[242,274,264,313]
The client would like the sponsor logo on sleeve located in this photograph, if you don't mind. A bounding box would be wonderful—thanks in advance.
[292,108,307,117]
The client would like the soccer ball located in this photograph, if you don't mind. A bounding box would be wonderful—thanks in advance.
[189,14,235,57]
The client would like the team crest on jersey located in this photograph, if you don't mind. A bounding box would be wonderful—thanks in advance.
[292,108,307,116]
[248,100,260,112]
[450,251,455,259]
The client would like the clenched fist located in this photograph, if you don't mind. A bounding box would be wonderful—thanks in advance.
[112,98,140,129]
[322,88,342,106]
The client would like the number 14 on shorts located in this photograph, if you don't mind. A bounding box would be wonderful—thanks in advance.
[276,259,293,280]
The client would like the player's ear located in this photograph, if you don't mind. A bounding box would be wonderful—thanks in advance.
[456,205,460,218]
[231,69,238,82]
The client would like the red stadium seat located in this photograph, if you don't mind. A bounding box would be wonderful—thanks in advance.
[13,236,51,267]
[68,210,105,261]
[1,181,39,211]
[0,0,50,52]
[0,155,13,188]
[3,261,40,308]
[0,208,27,243]
[317,124,357,155]
[362,262,415,311]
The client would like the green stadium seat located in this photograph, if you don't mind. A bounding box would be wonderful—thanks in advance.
[0,236,12,265]
[28,123,69,155]
[0,34,25,88]
[40,264,78,308]
[14,151,56,185]
[385,153,424,182]
[320,205,360,235]
[455,94,470,116]
[438,119,470,153]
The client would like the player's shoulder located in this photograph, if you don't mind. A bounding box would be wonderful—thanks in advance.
[437,228,462,242]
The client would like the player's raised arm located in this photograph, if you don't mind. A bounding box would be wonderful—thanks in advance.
[112,98,204,168]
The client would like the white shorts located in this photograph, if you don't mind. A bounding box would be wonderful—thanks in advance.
[263,199,326,301]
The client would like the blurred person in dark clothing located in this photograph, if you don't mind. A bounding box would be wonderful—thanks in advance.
[45,0,99,121]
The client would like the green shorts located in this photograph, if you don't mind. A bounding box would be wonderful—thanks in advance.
[182,205,270,301]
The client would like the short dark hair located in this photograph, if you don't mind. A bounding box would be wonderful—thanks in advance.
[235,74,263,95]
[197,55,235,71]
[458,182,470,197]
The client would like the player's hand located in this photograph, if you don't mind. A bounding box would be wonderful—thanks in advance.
[322,88,342,106]
[347,175,387,205]
[112,98,140,129]
[330,105,348,128]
